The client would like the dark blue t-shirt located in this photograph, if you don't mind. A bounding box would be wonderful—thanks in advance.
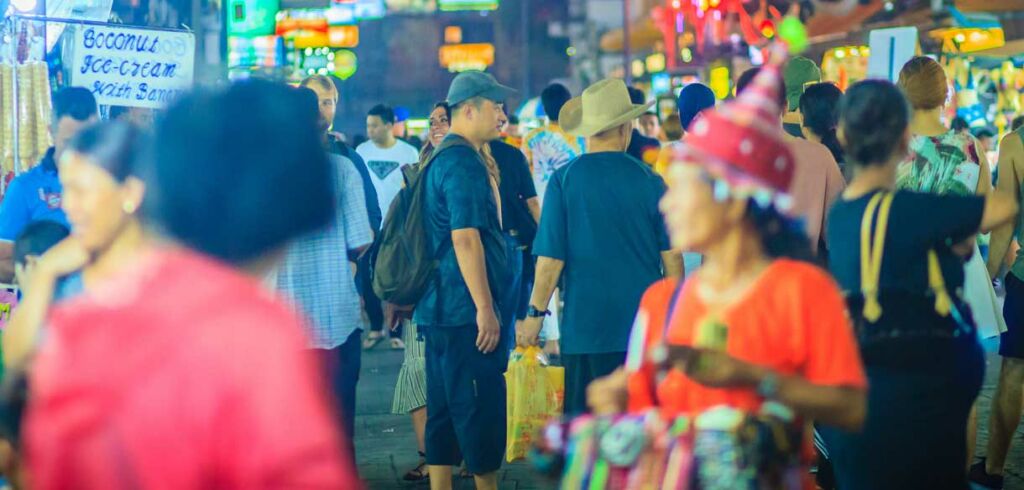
[414,135,508,328]
[533,151,671,355]
[0,150,68,240]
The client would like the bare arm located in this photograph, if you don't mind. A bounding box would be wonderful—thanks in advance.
[2,268,57,369]
[526,197,541,224]
[661,250,684,280]
[988,135,1023,276]
[452,228,500,353]
[977,148,994,196]
[529,256,564,313]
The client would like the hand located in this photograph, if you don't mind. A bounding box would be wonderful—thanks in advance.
[516,316,543,348]
[36,237,89,278]
[678,349,761,389]
[475,307,501,354]
[543,338,560,358]
[587,368,628,415]
[384,302,413,331]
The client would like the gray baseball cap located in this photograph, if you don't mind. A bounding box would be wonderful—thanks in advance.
[446,71,517,107]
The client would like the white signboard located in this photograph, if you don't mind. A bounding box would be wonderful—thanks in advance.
[867,27,918,83]
[68,25,195,109]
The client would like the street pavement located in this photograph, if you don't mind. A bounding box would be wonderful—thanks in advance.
[355,337,1024,490]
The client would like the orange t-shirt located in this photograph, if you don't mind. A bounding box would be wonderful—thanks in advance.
[626,259,867,417]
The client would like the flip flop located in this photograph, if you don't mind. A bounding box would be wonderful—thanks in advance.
[390,338,406,350]
[362,332,384,350]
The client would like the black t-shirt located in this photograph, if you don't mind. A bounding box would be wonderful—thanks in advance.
[489,140,538,238]
[827,190,984,296]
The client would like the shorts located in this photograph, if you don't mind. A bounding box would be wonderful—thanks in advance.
[422,324,507,474]
[562,351,626,416]
[1001,273,1024,359]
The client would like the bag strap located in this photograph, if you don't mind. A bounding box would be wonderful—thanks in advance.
[859,192,893,322]
[928,250,953,317]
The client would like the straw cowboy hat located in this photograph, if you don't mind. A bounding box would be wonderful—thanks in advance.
[559,79,655,137]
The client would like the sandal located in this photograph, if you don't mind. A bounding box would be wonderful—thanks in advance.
[362,331,384,350]
[402,452,429,482]
[390,338,406,350]
[459,466,472,479]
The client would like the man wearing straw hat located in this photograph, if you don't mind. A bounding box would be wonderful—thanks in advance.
[518,78,683,415]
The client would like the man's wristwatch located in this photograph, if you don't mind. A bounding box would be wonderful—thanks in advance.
[526,306,551,318]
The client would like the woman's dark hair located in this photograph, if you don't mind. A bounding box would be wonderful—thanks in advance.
[746,201,814,263]
[951,116,970,133]
[68,121,145,182]
[838,80,911,167]
[434,101,452,121]
[800,83,845,163]
[144,79,334,266]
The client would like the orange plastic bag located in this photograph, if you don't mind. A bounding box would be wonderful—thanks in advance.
[505,346,564,462]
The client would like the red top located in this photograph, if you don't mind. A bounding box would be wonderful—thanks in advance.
[25,249,359,490]
[627,259,867,416]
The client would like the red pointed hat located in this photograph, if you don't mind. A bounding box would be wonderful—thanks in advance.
[673,43,796,207]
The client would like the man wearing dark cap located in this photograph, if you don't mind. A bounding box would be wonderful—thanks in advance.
[415,71,515,490]
[655,83,716,176]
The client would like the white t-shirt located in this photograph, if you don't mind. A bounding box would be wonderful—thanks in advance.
[356,140,420,215]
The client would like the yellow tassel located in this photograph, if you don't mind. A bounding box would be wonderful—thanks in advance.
[928,250,952,317]
[863,294,883,323]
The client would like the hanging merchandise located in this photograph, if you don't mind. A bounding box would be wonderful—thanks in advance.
[531,404,805,490]
[0,58,52,180]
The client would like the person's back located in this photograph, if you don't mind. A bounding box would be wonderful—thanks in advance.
[26,250,353,489]
[541,151,667,353]
[523,83,585,204]
[898,130,984,196]
[787,136,845,250]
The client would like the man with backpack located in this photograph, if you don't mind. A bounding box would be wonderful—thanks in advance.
[376,71,513,490]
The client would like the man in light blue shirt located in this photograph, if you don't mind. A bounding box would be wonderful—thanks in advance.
[0,87,97,282]
[275,87,372,468]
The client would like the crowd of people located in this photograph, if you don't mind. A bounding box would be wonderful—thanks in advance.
[0,40,1020,490]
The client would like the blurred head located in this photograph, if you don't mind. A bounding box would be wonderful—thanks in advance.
[639,113,661,139]
[366,104,396,146]
[799,82,845,161]
[951,116,970,134]
[737,68,787,117]
[897,56,948,111]
[60,121,146,254]
[783,56,822,112]
[1013,116,1024,132]
[145,80,334,268]
[506,115,520,136]
[975,128,995,153]
[428,102,451,148]
[659,163,809,261]
[662,114,683,141]
[52,87,99,162]
[13,220,70,288]
[541,83,572,124]
[300,75,339,133]
[838,80,912,169]
[676,83,716,132]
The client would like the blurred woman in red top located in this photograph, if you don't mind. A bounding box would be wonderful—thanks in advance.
[588,47,867,448]
[21,81,360,489]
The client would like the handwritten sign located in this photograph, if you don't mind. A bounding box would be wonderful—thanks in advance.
[68,25,196,109]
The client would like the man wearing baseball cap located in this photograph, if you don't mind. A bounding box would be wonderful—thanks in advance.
[517,78,682,415]
[414,70,515,490]
[782,56,822,138]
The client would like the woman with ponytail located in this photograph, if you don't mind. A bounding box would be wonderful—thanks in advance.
[822,79,1018,489]
[800,82,846,175]
[586,49,868,488]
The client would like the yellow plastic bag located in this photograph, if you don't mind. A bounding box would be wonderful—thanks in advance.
[505,346,564,462]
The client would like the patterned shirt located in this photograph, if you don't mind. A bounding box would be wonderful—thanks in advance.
[897,130,983,197]
[277,154,372,349]
[521,124,585,204]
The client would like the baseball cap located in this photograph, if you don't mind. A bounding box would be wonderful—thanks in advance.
[783,56,821,112]
[447,71,517,107]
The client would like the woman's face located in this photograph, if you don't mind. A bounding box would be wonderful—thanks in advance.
[60,151,142,253]
[659,163,739,252]
[428,106,450,147]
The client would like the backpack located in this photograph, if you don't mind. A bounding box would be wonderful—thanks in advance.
[372,136,477,306]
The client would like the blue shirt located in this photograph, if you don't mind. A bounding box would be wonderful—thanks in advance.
[533,152,671,355]
[0,150,68,240]
[276,154,373,349]
[414,135,508,328]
